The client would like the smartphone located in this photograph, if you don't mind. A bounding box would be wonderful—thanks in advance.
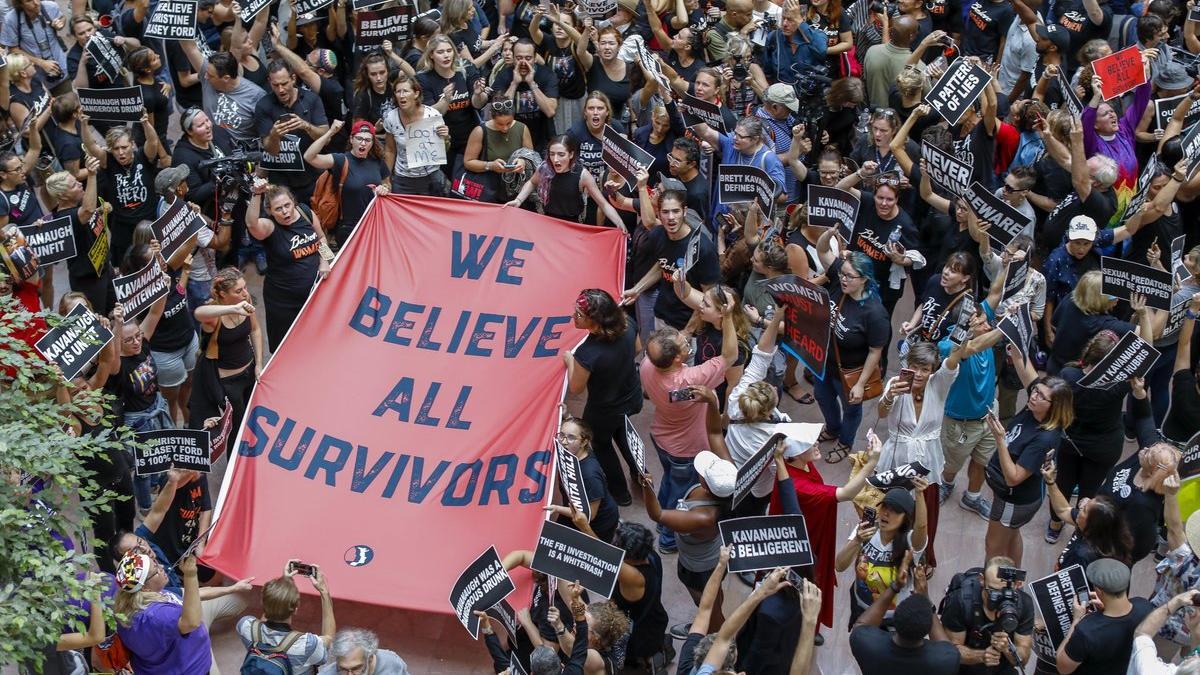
[289,561,316,576]
[898,368,915,387]
[763,304,776,321]
[668,388,696,403]
[504,161,519,170]
[863,506,877,526]
[1076,589,1092,608]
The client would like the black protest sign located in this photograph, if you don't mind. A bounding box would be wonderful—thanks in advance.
[580,0,617,16]
[718,514,814,572]
[1180,431,1200,480]
[635,39,669,90]
[152,199,205,265]
[112,259,171,318]
[209,398,234,460]
[554,440,591,521]
[964,181,1031,248]
[85,33,124,82]
[531,519,625,599]
[0,52,6,68]
[449,546,516,638]
[945,291,976,346]
[235,0,271,21]
[679,93,726,133]
[144,0,198,40]
[352,0,390,10]
[764,275,831,379]
[134,429,212,475]
[733,432,786,509]
[356,6,412,51]
[1057,75,1084,119]
[1182,121,1200,182]
[1121,155,1159,230]
[1101,256,1173,311]
[1001,256,1028,304]
[1031,564,1090,663]
[1153,93,1200,132]
[509,651,530,675]
[260,134,305,172]
[679,232,701,278]
[602,125,655,190]
[485,598,519,644]
[924,58,992,126]
[806,185,860,231]
[34,304,113,380]
[920,141,972,197]
[866,461,931,490]
[77,86,146,123]
[18,215,76,264]
[1174,235,1189,284]
[624,415,648,476]
[293,0,335,19]
[717,164,775,219]
[1077,331,1161,389]
[997,302,1035,360]
[1191,3,1200,20]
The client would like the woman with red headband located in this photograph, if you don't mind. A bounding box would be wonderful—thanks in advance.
[304,119,390,248]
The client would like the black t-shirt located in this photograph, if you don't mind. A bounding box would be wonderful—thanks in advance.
[1041,189,1118,253]
[1162,370,1200,444]
[573,318,643,416]
[46,122,83,169]
[1062,598,1153,675]
[329,153,389,232]
[1097,454,1165,563]
[579,454,619,538]
[986,409,1061,504]
[151,476,212,563]
[827,258,890,369]
[111,343,159,414]
[1054,0,1112,72]
[133,80,171,148]
[99,149,157,228]
[695,323,750,369]
[926,0,964,34]
[962,0,1015,59]
[148,273,196,353]
[566,122,610,184]
[543,42,585,100]
[417,67,483,151]
[1127,210,1181,269]
[952,122,998,191]
[645,226,720,329]
[808,10,852,73]
[853,191,919,287]
[165,39,203,110]
[940,580,1035,675]
[1048,299,1133,374]
[586,59,631,122]
[253,88,329,189]
[60,206,110,282]
[260,205,321,293]
[1058,366,1129,457]
[849,625,961,674]
[1057,530,1103,571]
[490,65,560,149]
[0,182,44,227]
[353,87,396,129]
[916,276,972,342]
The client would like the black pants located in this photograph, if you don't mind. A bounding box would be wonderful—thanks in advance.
[1050,436,1122,524]
[584,407,638,502]
[69,270,116,316]
[86,449,136,573]
[220,366,257,433]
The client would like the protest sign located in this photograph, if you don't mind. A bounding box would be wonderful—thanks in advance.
[112,259,171,318]
[0,52,6,68]
[1181,121,1200,181]
[806,185,860,234]
[603,125,655,189]
[201,196,624,613]
[485,599,519,643]
[144,0,198,39]
[1092,45,1146,101]
[235,0,272,21]
[260,134,305,172]
[554,440,591,521]
[1153,93,1200,132]
[293,0,335,19]
[85,33,124,81]
[18,215,76,265]
[1121,155,1160,229]
[581,0,617,16]
[1192,3,1200,21]
[134,429,212,475]
[1101,256,1173,311]
[209,398,234,461]
[733,433,786,509]
[679,93,726,132]
[77,86,146,123]
[1077,331,1161,389]
[924,58,992,125]
[531,520,625,599]
[1174,235,1189,284]
[624,416,648,476]
[996,303,1035,360]
[407,115,448,169]
[356,6,412,50]
[152,198,206,264]
[352,0,390,10]
[920,141,972,197]
[34,304,113,380]
[964,181,1031,248]
[717,164,775,218]
[719,514,814,572]
[1031,565,1090,666]
[1057,75,1084,118]
[449,546,516,638]
[764,275,831,379]
[1180,431,1200,481]
[1001,256,1028,304]
[866,461,931,490]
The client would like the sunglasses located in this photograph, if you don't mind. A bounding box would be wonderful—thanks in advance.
[1002,184,1028,193]
[490,99,515,114]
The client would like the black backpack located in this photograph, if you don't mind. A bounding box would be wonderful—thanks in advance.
[240,620,301,675]
[939,567,994,648]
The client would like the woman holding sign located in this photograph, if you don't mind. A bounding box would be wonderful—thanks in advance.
[46,157,116,314]
[81,112,164,266]
[3,52,49,134]
[555,417,621,544]
[381,73,451,196]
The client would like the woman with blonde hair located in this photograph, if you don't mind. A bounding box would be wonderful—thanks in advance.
[440,0,505,68]
[1047,269,1156,374]
[3,51,48,132]
[416,34,489,176]
[47,157,115,314]
[672,274,754,403]
[547,598,632,674]
[80,111,164,264]
[114,552,210,673]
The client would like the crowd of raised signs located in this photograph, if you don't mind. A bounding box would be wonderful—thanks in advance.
[3,0,1200,669]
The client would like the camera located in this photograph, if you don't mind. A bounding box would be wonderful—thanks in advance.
[199,152,262,225]
[731,59,750,81]
[870,0,899,16]
[762,13,778,31]
[668,388,696,402]
[288,560,316,576]
[986,567,1027,634]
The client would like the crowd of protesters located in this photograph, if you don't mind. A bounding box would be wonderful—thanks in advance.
[4,0,1200,669]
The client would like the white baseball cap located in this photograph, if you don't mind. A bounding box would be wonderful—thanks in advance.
[1067,215,1097,242]
[693,450,737,497]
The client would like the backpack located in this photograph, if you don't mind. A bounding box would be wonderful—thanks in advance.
[311,156,350,230]
[241,620,302,675]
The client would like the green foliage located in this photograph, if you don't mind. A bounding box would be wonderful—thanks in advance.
[0,294,128,672]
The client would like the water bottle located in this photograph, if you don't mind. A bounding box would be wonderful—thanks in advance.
[856,111,871,137]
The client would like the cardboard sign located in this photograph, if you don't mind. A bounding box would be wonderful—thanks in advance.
[485,598,519,643]
[602,125,655,190]
[85,33,124,82]
[679,93,726,133]
[1077,331,1161,389]
[134,429,212,475]
[152,199,206,265]
[806,185,860,232]
[996,302,1035,361]
[112,259,171,318]
[1101,256,1173,311]
[235,0,272,21]
[144,0,198,39]
[77,86,146,123]
[866,460,931,490]
[356,5,413,51]
[624,416,648,476]
[964,181,1031,248]
[1121,154,1160,230]
[1153,93,1200,132]
[554,440,591,521]
[1092,45,1146,101]
[18,215,76,264]
[1180,431,1200,481]
[1181,121,1200,182]
[260,133,305,172]
[406,115,448,169]
[733,432,786,509]
[580,0,617,16]
[293,0,335,19]
[209,398,234,461]
[1057,75,1084,119]
[448,546,516,638]
[34,304,113,380]
[920,141,971,197]
[530,519,625,599]
[1001,256,1028,304]
[352,0,391,10]
[716,164,775,219]
[924,57,992,126]
[1173,235,1189,284]
[764,275,831,380]
[1031,564,1090,666]
[718,514,814,572]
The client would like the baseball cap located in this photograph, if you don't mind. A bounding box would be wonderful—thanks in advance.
[1035,23,1070,55]
[881,487,916,520]
[1067,215,1097,242]
[694,450,737,497]
[1154,62,1194,91]
[617,0,639,12]
[154,165,190,197]
[351,120,376,137]
[1086,558,1131,594]
[116,552,154,593]
[658,174,686,193]
[764,83,800,113]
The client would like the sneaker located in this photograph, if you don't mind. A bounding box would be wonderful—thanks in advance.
[669,622,692,640]
[658,542,678,555]
[1045,520,1063,544]
[960,493,991,521]
[938,481,954,505]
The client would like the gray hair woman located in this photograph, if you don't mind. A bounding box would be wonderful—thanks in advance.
[323,628,411,674]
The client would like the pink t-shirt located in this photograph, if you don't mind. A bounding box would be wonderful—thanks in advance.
[639,356,727,458]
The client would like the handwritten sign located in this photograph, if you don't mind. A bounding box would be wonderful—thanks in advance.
[406,115,447,169]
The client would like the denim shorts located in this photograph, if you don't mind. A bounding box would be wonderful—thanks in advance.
[151,332,199,387]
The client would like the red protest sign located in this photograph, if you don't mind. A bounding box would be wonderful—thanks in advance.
[1092,45,1146,100]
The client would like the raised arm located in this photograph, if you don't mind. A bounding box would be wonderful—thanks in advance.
[702,569,790,668]
[1068,116,1091,201]
[303,119,343,170]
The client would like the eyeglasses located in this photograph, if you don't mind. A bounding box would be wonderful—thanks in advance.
[872,108,897,119]
[122,331,144,345]
[667,154,686,164]
[838,271,863,281]
[1002,184,1028,193]
[337,666,368,675]
[490,99,515,114]
[352,135,374,143]
[733,131,756,140]
[1029,388,1049,402]
[556,432,582,442]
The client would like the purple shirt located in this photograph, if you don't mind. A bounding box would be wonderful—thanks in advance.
[117,591,212,675]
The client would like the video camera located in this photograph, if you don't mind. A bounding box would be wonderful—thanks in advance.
[986,567,1027,634]
[198,152,263,224]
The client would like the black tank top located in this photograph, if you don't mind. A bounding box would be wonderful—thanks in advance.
[214,316,252,370]
[261,204,321,292]
[544,165,584,221]
[613,554,669,659]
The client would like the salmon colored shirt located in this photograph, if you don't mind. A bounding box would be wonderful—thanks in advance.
[638,355,727,459]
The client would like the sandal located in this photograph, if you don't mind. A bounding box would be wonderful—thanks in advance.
[825,441,852,464]
[786,384,816,405]
[817,428,838,444]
